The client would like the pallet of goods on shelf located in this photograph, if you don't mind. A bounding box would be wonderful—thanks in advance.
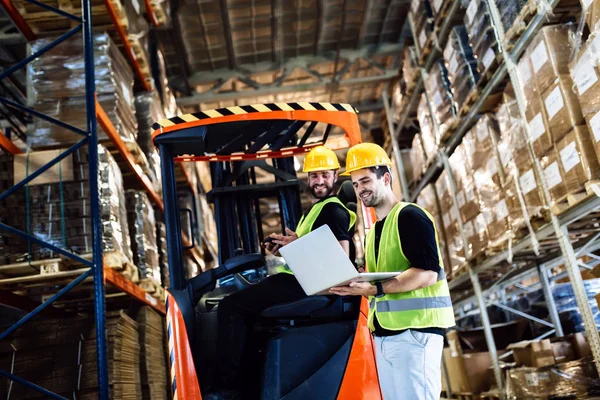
[0,311,142,399]
[464,0,502,84]
[155,221,170,289]
[443,25,480,116]
[417,93,438,165]
[409,0,434,62]
[416,184,452,277]
[410,133,426,184]
[425,60,458,142]
[29,32,137,149]
[0,145,136,287]
[142,0,172,27]
[134,91,166,194]
[520,24,600,214]
[126,190,163,299]
[402,46,419,95]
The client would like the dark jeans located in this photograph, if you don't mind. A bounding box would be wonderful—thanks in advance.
[216,273,306,390]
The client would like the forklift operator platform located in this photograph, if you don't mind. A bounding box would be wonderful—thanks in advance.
[152,102,382,400]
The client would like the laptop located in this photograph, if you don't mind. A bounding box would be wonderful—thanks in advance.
[278,224,400,295]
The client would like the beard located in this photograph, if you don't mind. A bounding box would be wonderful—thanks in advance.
[310,183,335,199]
[358,189,382,207]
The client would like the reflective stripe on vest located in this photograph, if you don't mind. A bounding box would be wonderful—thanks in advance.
[276,196,356,274]
[366,202,456,331]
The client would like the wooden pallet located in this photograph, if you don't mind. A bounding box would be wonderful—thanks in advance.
[551,181,600,216]
[139,278,165,300]
[503,0,538,49]
[13,0,126,36]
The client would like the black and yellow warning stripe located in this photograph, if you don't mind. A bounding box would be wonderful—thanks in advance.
[152,102,358,131]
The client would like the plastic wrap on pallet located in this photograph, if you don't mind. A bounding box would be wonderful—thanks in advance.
[418,94,437,162]
[156,221,170,289]
[402,46,419,92]
[409,0,433,52]
[444,26,479,111]
[0,145,132,265]
[582,0,600,34]
[498,0,528,33]
[556,125,600,194]
[134,91,167,156]
[450,144,480,224]
[126,191,161,284]
[29,32,137,148]
[435,170,463,272]
[426,60,457,139]
[542,75,585,143]
[528,25,576,94]
[506,357,600,399]
[410,134,426,183]
[540,148,569,207]
[571,31,600,119]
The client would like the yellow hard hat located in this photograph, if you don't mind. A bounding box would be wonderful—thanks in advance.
[303,145,340,172]
[341,143,392,176]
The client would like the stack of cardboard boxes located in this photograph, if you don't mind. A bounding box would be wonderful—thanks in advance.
[443,25,480,111]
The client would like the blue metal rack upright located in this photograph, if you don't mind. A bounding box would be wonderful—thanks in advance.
[0,1,110,399]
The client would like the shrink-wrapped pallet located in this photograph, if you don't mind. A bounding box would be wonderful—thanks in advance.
[542,75,584,143]
[410,134,426,183]
[464,0,501,78]
[0,145,132,265]
[126,191,161,285]
[443,25,479,111]
[451,144,479,224]
[418,94,437,162]
[556,125,600,194]
[425,60,457,139]
[156,221,170,289]
[29,33,137,149]
[527,25,575,93]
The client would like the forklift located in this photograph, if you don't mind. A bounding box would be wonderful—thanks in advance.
[152,103,381,400]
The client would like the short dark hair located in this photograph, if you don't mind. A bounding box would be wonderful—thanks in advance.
[368,166,392,187]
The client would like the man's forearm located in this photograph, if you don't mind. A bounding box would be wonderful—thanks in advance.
[339,240,350,257]
[381,268,438,294]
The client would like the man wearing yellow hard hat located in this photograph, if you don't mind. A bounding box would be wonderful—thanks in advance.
[330,143,455,400]
[207,146,356,400]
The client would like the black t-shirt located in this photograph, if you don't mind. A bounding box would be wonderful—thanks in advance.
[302,196,356,263]
[372,204,444,337]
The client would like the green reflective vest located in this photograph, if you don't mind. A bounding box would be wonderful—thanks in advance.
[277,196,357,274]
[366,202,455,331]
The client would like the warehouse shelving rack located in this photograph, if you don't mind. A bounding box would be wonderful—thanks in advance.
[0,1,189,399]
[384,0,600,396]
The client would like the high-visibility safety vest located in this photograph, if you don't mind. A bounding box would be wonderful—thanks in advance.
[277,196,357,274]
[366,202,455,331]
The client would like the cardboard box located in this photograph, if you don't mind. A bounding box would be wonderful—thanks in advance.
[529,25,574,93]
[556,126,600,193]
[507,358,599,400]
[508,339,556,368]
[542,75,584,143]
[540,148,568,205]
[570,33,600,118]
[585,109,600,168]
[525,87,554,158]
[14,150,74,186]
[443,330,497,394]
[519,168,546,219]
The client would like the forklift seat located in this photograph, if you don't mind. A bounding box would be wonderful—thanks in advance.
[258,180,359,320]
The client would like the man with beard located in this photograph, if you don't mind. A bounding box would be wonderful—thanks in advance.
[330,143,455,400]
[205,146,356,400]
